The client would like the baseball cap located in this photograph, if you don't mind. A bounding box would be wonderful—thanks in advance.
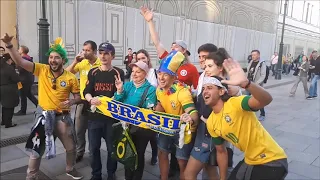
[202,77,228,92]
[129,61,149,74]
[98,42,115,54]
[175,40,188,50]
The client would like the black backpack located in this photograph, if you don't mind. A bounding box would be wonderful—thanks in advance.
[259,62,269,84]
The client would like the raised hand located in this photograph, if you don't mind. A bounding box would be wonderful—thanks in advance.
[140,6,153,22]
[114,74,123,93]
[75,51,84,62]
[221,58,249,88]
[0,33,14,44]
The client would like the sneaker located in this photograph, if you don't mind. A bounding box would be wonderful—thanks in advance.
[259,116,265,121]
[289,94,294,97]
[66,169,83,180]
[306,96,314,100]
[151,157,158,165]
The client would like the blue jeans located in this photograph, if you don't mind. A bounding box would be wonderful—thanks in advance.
[88,120,118,179]
[309,75,320,97]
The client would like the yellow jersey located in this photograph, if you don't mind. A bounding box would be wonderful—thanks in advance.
[156,81,196,131]
[207,95,287,165]
[73,58,101,99]
[33,63,80,112]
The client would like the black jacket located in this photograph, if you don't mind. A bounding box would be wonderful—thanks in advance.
[18,55,34,84]
[0,63,20,108]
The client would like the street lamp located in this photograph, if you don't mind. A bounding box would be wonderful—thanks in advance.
[37,0,50,64]
[275,0,288,80]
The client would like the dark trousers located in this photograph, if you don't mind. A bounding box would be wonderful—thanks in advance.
[20,82,38,113]
[1,107,14,127]
[150,134,158,158]
[228,160,287,180]
[170,149,179,171]
[88,121,117,179]
[125,130,156,180]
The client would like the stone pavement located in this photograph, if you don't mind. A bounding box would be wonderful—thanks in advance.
[1,74,319,179]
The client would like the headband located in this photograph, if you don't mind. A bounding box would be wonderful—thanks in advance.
[202,77,228,92]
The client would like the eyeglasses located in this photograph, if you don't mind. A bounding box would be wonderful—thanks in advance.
[52,78,57,90]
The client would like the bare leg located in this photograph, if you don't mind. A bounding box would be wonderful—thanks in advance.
[184,156,204,180]
[159,149,169,180]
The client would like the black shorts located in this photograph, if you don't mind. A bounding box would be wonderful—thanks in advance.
[228,160,287,180]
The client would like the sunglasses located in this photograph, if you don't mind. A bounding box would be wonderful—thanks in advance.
[52,78,57,90]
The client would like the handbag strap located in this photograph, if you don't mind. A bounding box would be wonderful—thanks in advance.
[138,85,151,107]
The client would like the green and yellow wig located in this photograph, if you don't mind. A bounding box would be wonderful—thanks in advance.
[46,37,68,64]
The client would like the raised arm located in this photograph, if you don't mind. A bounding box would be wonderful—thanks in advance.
[1,33,34,73]
[65,52,83,74]
[222,58,272,110]
[140,7,166,57]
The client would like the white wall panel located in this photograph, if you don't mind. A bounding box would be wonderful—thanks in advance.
[16,0,282,69]
[78,1,103,47]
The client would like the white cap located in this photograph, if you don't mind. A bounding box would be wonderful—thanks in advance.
[175,40,188,50]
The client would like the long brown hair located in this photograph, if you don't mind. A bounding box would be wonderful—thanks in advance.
[136,49,153,68]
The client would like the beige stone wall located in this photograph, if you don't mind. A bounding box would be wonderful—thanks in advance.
[0,0,17,48]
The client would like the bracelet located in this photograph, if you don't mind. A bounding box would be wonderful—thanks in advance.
[243,80,251,89]
[5,44,13,49]
[188,109,198,116]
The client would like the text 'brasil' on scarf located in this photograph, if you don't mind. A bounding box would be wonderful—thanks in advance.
[94,96,182,136]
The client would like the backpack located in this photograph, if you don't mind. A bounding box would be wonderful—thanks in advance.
[259,62,269,84]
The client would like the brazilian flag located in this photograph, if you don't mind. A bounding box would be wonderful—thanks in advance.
[112,123,138,171]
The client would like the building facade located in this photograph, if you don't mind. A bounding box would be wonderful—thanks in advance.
[0,0,18,47]
[13,0,281,68]
[276,0,320,59]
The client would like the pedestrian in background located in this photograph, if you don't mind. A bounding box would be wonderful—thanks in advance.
[289,55,309,98]
[0,53,19,128]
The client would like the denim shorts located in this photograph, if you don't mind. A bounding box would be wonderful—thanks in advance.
[190,121,214,163]
[158,132,195,160]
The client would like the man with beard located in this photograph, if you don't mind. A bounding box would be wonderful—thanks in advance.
[154,50,199,180]
[1,33,83,180]
[84,42,124,180]
[202,59,287,180]
[66,40,101,162]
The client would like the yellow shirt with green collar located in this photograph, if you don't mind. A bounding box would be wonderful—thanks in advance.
[156,81,197,131]
[207,95,287,165]
[73,58,101,99]
[33,63,79,112]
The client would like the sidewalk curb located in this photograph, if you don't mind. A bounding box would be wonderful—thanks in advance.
[264,80,296,89]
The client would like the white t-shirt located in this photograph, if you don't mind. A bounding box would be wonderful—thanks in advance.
[147,68,158,87]
[196,72,205,96]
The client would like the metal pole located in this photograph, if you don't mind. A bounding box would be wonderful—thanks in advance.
[37,0,50,64]
[275,0,288,80]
